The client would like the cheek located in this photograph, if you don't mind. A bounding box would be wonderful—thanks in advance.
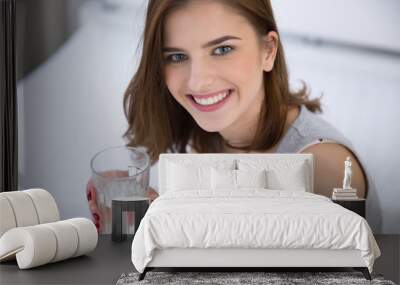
[164,67,184,101]
[228,55,263,97]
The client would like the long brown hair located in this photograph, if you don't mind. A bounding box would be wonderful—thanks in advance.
[123,0,321,164]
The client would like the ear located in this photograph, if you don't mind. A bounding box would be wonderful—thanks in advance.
[260,31,279,72]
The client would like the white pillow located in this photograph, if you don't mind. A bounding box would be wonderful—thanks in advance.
[236,169,267,188]
[167,162,211,191]
[266,162,308,191]
[237,159,310,192]
[211,168,236,190]
[211,168,268,190]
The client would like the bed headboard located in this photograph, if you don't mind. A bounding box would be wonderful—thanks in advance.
[158,153,314,194]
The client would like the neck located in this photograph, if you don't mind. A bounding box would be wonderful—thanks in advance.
[219,92,263,149]
[220,104,301,153]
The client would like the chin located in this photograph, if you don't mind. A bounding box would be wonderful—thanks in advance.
[194,118,229,133]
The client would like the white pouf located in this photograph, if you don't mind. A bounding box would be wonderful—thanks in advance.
[0,196,17,237]
[24,188,60,223]
[0,189,60,237]
[0,189,98,269]
[0,218,98,269]
[0,191,40,227]
[42,221,79,262]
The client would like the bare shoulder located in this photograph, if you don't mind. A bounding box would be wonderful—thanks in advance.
[300,143,367,198]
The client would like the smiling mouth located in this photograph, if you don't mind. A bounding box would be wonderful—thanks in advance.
[186,89,234,112]
[188,89,233,106]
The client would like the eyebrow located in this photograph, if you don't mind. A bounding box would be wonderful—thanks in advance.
[162,35,242,53]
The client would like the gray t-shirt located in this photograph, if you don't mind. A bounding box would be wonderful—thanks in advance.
[185,105,368,194]
[276,104,370,198]
[276,105,354,153]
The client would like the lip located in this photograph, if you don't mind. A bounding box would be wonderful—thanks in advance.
[188,89,233,112]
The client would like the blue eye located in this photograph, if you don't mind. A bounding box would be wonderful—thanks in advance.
[164,53,187,63]
[213,45,234,56]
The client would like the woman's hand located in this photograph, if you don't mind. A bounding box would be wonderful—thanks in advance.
[147,187,159,203]
[86,171,159,233]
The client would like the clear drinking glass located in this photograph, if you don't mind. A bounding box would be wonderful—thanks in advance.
[90,146,150,234]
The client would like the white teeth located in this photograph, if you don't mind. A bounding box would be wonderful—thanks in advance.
[193,90,230,106]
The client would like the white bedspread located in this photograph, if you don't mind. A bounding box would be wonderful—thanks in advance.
[131,190,380,273]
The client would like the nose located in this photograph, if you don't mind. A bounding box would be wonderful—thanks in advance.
[187,59,215,94]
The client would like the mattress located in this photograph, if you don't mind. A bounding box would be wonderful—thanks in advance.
[131,189,380,273]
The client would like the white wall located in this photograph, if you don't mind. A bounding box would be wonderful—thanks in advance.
[282,38,400,234]
[18,1,399,233]
[18,1,147,220]
[272,0,400,52]
[272,0,400,234]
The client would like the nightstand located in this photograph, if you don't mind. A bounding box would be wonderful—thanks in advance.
[112,197,149,242]
[332,198,366,218]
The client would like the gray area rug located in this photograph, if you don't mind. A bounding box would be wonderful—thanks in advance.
[116,271,396,285]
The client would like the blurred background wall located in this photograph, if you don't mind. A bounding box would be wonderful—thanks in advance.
[16,0,84,79]
[17,0,400,234]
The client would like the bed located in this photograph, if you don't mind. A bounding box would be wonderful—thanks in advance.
[131,153,381,281]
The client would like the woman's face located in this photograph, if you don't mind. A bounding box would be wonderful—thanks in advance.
[163,0,277,134]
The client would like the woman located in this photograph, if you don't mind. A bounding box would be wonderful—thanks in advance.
[87,0,367,231]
